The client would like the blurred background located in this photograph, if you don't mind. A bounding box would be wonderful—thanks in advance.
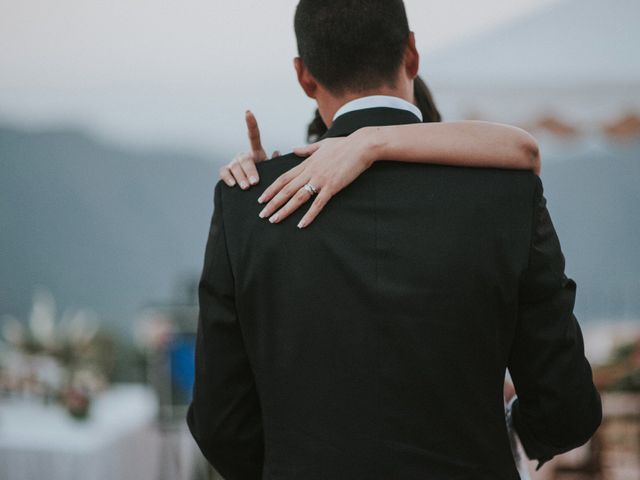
[1,0,638,479]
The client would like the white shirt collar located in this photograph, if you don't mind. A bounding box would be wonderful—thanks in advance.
[333,95,423,122]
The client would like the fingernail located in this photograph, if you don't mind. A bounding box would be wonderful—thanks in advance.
[249,176,258,185]
[297,220,306,229]
[257,195,265,204]
[269,213,279,224]
[240,181,248,189]
[227,179,236,187]
[258,208,267,218]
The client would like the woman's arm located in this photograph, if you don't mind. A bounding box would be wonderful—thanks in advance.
[364,121,540,175]
[256,121,541,228]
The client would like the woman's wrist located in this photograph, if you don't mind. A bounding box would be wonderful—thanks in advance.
[353,126,387,168]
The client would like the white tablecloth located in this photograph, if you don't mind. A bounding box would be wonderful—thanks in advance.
[0,384,161,480]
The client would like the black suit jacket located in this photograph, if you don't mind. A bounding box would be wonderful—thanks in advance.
[187,107,602,479]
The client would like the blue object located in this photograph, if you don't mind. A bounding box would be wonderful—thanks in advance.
[169,334,196,403]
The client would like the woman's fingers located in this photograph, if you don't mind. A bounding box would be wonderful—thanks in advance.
[258,174,309,220]
[245,110,268,162]
[238,152,260,186]
[219,166,236,187]
[293,141,322,158]
[258,164,304,204]
[222,152,259,189]
[268,183,316,224]
[258,179,334,228]
[220,152,258,188]
[298,190,333,229]
[229,154,251,190]
[272,150,281,158]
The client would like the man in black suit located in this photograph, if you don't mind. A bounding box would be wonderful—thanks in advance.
[187,1,602,478]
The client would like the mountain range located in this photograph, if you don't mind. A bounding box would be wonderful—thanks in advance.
[1,125,217,331]
[1,126,639,334]
[426,0,640,87]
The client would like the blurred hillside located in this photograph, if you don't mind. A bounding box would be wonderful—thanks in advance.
[540,140,640,321]
[0,125,217,330]
[427,0,640,86]
[1,125,639,330]
[425,0,640,127]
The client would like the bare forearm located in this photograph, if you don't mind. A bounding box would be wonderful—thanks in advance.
[363,121,541,175]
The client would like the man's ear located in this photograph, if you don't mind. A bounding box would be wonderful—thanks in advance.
[294,57,318,99]
[404,32,420,79]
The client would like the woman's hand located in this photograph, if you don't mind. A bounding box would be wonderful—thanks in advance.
[219,111,280,189]
[257,127,378,229]
[254,120,540,229]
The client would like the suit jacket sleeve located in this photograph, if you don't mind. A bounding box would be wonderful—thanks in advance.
[187,181,264,480]
[508,176,602,467]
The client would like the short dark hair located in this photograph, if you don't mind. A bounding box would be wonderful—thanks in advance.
[294,0,410,95]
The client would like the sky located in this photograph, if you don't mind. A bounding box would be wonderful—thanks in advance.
[0,0,561,155]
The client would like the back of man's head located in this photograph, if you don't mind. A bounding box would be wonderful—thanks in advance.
[294,0,410,96]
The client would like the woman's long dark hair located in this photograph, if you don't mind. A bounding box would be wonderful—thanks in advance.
[414,75,442,123]
[306,75,441,143]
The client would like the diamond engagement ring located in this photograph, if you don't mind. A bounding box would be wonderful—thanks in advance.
[304,183,318,196]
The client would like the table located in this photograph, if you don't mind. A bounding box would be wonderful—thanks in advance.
[0,384,160,480]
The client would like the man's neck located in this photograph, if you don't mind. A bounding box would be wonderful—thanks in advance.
[332,95,423,123]
[318,86,414,128]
